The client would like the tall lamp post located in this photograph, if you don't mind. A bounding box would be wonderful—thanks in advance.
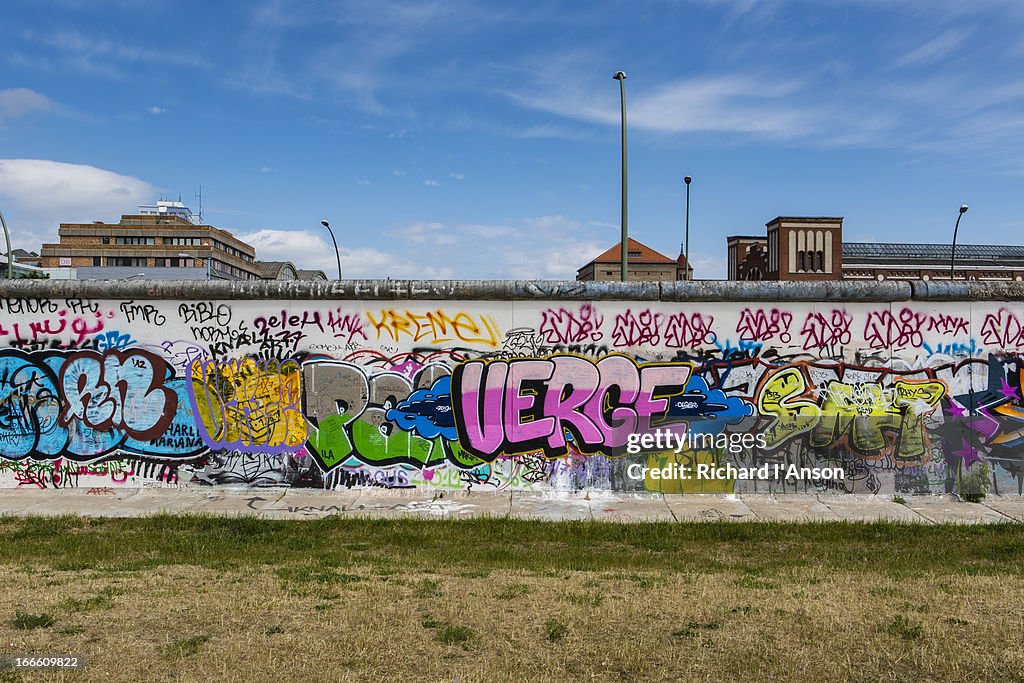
[683,176,692,281]
[613,71,628,282]
[321,219,342,281]
[0,208,13,279]
[949,204,969,281]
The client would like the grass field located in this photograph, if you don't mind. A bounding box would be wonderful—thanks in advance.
[2,516,1024,682]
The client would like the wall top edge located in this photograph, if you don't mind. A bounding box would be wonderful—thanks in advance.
[1,278,1022,302]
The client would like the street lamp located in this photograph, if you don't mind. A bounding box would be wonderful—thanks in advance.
[613,71,628,282]
[179,252,211,280]
[683,176,692,281]
[321,219,342,280]
[949,204,969,281]
[0,208,13,278]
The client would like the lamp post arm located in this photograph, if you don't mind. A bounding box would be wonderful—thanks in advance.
[950,212,964,281]
[0,209,13,279]
[324,224,342,280]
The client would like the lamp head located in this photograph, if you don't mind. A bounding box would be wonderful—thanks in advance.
[684,176,692,185]
[959,204,969,214]
[321,219,330,228]
[613,71,627,80]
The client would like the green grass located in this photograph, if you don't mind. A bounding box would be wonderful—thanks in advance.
[164,634,211,658]
[12,611,54,630]
[435,625,474,646]
[1,516,1024,577]
[545,618,568,642]
[884,615,924,641]
[4,516,1024,682]
[496,583,530,600]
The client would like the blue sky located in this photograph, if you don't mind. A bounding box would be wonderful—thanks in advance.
[2,0,1024,279]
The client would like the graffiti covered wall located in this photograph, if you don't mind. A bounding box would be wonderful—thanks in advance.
[2,279,1024,497]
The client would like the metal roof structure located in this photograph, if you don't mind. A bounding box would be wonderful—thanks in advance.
[843,243,1024,263]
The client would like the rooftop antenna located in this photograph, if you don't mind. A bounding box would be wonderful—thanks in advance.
[194,185,203,223]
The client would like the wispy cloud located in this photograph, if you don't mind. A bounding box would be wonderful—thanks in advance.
[147,106,166,115]
[449,172,465,180]
[423,179,441,187]
[0,88,53,121]
[502,64,818,138]
[19,29,209,80]
[242,214,613,279]
[891,28,973,68]
[239,227,455,278]
[383,215,609,279]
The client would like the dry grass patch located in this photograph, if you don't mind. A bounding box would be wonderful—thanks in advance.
[1,518,1024,681]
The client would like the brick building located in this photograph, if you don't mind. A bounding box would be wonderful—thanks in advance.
[727,216,1024,282]
[577,238,693,282]
[39,201,261,281]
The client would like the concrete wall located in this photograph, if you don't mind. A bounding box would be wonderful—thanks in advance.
[1,278,1023,496]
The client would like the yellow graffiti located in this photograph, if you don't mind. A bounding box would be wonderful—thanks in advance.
[757,367,819,448]
[757,368,945,462]
[366,309,501,347]
[643,450,735,494]
[810,379,944,460]
[191,357,308,450]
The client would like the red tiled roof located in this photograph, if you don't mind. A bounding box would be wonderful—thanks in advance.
[586,238,676,265]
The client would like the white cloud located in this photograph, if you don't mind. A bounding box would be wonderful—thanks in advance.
[0,88,54,121]
[238,228,454,278]
[449,172,465,180]
[148,106,166,115]
[385,215,610,279]
[259,166,272,173]
[505,71,815,137]
[0,159,155,247]
[423,179,441,187]
[392,169,406,176]
[357,179,372,185]
[236,213,612,280]
[385,222,457,245]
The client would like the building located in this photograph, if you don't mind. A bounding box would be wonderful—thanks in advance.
[10,249,41,267]
[726,216,1024,282]
[255,261,329,282]
[577,238,693,282]
[0,253,49,278]
[38,201,261,281]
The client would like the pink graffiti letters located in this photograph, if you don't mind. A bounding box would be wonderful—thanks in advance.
[737,308,792,343]
[801,310,852,351]
[452,355,692,460]
[539,304,604,344]
[981,308,1024,349]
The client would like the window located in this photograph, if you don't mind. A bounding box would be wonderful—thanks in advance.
[797,252,805,271]
[816,250,824,271]
[115,237,155,245]
[627,250,641,257]
[93,256,102,266]
[110,257,146,267]
[101,237,110,245]
[164,237,202,246]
